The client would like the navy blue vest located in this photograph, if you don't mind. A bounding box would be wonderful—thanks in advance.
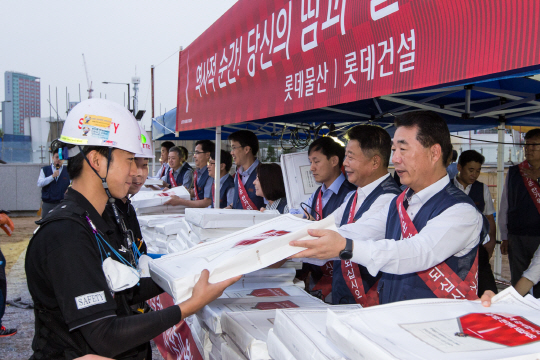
[276,197,288,214]
[507,165,540,236]
[310,179,357,219]
[212,174,235,208]
[233,169,265,210]
[194,167,211,200]
[41,166,70,203]
[332,176,400,305]
[378,182,485,304]
[166,163,192,187]
[467,181,485,213]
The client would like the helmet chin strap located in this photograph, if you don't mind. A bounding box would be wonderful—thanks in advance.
[80,146,137,265]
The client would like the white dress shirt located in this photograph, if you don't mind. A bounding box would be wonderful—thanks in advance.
[332,173,396,228]
[452,177,495,215]
[523,246,540,285]
[37,164,62,188]
[344,175,483,277]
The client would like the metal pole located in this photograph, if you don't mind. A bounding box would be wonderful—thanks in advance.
[151,65,155,174]
[127,84,131,112]
[55,87,59,139]
[214,126,222,209]
[494,119,506,280]
[151,65,155,119]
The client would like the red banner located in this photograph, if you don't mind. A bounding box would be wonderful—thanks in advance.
[176,0,540,131]
[147,293,204,360]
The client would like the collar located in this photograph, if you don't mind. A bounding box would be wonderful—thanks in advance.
[197,166,208,176]
[219,173,231,185]
[63,187,114,235]
[322,173,346,195]
[452,176,471,192]
[238,158,260,176]
[358,173,390,198]
[410,174,450,205]
[172,163,185,175]
[51,164,62,170]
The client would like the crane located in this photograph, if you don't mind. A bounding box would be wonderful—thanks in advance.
[82,53,93,99]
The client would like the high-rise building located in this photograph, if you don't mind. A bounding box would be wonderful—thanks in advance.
[3,71,41,135]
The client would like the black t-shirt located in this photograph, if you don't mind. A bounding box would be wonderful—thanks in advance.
[26,188,119,330]
[104,198,147,257]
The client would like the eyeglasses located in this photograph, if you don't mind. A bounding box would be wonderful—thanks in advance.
[230,145,244,151]
[194,150,209,155]
[207,161,216,166]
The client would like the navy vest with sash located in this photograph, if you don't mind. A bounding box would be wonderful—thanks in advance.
[379,182,485,304]
[466,180,485,213]
[310,179,357,219]
[41,166,70,203]
[332,176,400,305]
[507,165,540,236]
[195,167,211,200]
[232,169,265,210]
[166,163,192,187]
[276,197,288,214]
[212,174,235,208]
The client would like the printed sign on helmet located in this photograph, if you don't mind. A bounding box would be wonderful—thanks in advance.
[135,121,154,158]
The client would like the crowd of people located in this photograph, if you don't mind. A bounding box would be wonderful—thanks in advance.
[0,97,537,358]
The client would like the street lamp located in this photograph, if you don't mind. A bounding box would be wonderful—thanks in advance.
[102,82,130,111]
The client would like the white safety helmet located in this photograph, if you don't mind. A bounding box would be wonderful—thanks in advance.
[135,122,154,159]
[60,98,142,155]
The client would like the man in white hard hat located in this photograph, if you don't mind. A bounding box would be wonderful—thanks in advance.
[25,99,239,359]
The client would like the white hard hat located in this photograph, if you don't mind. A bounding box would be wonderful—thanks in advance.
[60,98,142,155]
[136,122,154,158]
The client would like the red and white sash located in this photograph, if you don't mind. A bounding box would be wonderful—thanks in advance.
[236,171,257,210]
[168,169,177,188]
[310,187,332,299]
[314,189,323,220]
[341,191,380,307]
[396,189,478,300]
[158,164,166,178]
[519,161,540,215]
[193,170,201,200]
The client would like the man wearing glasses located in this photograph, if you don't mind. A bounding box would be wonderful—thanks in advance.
[165,140,215,208]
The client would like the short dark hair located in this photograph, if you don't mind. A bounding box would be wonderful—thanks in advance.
[168,146,185,160]
[308,137,345,168]
[394,110,452,167]
[458,150,485,167]
[256,163,286,201]
[345,124,392,168]
[161,141,175,151]
[195,140,215,154]
[67,146,111,180]
[210,150,233,172]
[452,149,458,162]
[228,130,259,156]
[179,146,189,160]
[525,128,540,141]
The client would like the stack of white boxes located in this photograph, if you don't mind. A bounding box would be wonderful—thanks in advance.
[131,186,191,215]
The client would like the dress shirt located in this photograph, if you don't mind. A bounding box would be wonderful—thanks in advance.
[194,166,213,199]
[343,175,483,277]
[304,173,347,213]
[446,162,458,180]
[452,177,496,215]
[523,246,540,285]
[152,163,169,179]
[220,174,235,206]
[237,159,260,185]
[161,162,193,188]
[37,164,63,187]
[332,173,395,227]
[498,175,510,239]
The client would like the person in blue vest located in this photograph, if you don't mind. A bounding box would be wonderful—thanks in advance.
[453,150,498,296]
[499,128,540,298]
[291,110,486,304]
[160,146,193,189]
[328,124,400,306]
[300,136,356,302]
[254,163,289,214]
[227,130,265,210]
[152,141,174,179]
[208,150,235,209]
[37,148,71,217]
[165,140,215,208]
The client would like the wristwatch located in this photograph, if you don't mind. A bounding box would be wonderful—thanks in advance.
[339,238,353,260]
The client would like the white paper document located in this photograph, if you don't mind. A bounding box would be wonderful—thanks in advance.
[131,186,190,209]
[149,214,336,304]
[326,287,540,360]
[199,295,326,334]
[185,208,280,229]
[281,151,320,210]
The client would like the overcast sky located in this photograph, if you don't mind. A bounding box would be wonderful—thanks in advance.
[0,0,238,130]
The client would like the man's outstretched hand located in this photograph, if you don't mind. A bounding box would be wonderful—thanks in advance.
[289,229,347,260]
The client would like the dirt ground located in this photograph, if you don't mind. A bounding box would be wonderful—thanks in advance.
[0,216,512,359]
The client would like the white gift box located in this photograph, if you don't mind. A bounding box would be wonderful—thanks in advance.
[185,208,280,229]
[138,214,185,227]
[135,205,186,215]
[273,306,360,360]
[149,214,336,304]
[326,287,540,360]
[144,178,163,186]
[266,329,296,360]
[186,315,211,360]
[131,186,190,209]
[155,220,187,235]
[222,337,249,360]
[223,285,307,299]
[199,295,325,335]
[191,224,243,241]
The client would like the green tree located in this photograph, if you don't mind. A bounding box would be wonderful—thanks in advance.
[266,144,277,162]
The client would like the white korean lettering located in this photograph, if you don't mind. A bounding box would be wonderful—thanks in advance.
[316,62,328,93]
[295,71,304,98]
[377,37,394,77]
[371,0,399,21]
[285,75,293,101]
[322,0,347,35]
[305,67,316,96]
[301,0,320,52]
[360,44,376,81]
[218,48,229,88]
[273,2,292,59]
[344,52,358,86]
[397,29,415,72]
[260,15,274,70]
[247,25,261,77]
